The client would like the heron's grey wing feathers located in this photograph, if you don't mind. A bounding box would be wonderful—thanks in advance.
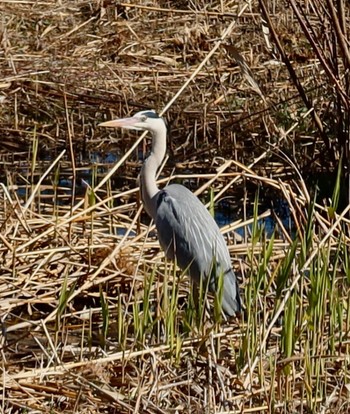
[155,184,241,315]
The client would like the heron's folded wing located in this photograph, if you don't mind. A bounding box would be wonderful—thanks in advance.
[155,185,229,278]
[154,184,241,315]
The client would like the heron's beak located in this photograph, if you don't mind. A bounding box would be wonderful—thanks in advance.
[98,117,139,129]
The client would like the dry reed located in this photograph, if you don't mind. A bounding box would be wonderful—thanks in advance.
[1,0,350,413]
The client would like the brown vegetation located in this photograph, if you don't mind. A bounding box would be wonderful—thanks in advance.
[1,0,350,413]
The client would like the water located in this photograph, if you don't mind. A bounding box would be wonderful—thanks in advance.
[215,198,293,239]
[11,151,294,239]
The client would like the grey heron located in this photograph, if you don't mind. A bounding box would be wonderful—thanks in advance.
[99,110,241,316]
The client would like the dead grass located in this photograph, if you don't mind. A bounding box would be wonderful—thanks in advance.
[1,0,350,413]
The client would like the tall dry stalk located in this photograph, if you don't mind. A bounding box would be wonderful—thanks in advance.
[260,0,350,204]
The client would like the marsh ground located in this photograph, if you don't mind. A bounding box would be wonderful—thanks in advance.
[1,1,350,413]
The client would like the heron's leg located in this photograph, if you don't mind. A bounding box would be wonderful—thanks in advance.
[189,275,212,322]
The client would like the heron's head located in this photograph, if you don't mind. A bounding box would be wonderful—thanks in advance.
[99,110,166,135]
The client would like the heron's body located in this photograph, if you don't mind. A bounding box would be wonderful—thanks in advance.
[155,184,240,314]
[100,110,241,316]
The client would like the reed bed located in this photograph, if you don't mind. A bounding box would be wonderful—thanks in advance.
[1,0,350,413]
[2,150,350,413]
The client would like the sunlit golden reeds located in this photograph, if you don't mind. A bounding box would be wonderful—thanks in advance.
[1,0,350,412]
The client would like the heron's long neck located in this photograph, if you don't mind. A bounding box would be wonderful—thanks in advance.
[140,127,167,220]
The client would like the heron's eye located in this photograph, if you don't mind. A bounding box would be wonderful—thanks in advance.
[140,115,147,122]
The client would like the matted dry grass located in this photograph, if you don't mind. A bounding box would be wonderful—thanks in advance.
[1,0,350,413]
